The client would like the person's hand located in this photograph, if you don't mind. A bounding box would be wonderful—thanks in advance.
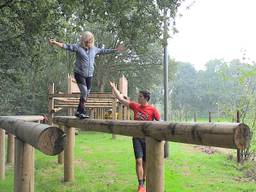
[48,38,56,45]
[109,81,116,89]
[115,43,125,52]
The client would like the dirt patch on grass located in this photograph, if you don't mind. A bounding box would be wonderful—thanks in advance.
[244,165,256,181]
[192,145,234,155]
[74,158,88,169]
[180,143,234,156]
[235,163,256,182]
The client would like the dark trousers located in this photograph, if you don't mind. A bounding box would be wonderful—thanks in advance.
[74,73,92,113]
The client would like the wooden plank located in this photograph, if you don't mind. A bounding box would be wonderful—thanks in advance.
[54,105,113,109]
[55,98,113,102]
[55,100,113,104]
[119,75,128,97]
[49,93,114,99]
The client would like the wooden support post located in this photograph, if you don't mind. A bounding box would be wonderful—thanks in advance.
[65,74,74,167]
[7,133,15,164]
[67,74,73,117]
[127,108,130,120]
[58,126,64,164]
[30,147,35,192]
[49,84,63,164]
[0,128,5,179]
[193,112,197,122]
[64,126,75,182]
[48,83,54,125]
[112,98,117,139]
[146,137,164,192]
[118,103,123,120]
[209,112,212,123]
[237,110,241,163]
[100,108,102,119]
[14,138,34,192]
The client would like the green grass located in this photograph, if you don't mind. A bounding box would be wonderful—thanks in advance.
[1,132,256,192]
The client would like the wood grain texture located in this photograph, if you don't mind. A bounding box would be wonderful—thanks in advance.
[0,117,64,155]
[53,116,251,149]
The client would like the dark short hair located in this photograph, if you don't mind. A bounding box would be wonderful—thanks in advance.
[139,90,151,101]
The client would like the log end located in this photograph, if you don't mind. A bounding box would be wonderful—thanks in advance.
[234,123,251,150]
[37,127,65,155]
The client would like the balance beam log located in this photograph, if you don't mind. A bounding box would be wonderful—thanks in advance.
[0,117,64,155]
[53,117,250,149]
[1,115,45,122]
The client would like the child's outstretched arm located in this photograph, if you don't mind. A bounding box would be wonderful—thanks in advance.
[97,43,125,55]
[48,39,64,48]
[114,43,125,52]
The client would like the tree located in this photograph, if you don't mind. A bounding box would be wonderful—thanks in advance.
[0,0,184,114]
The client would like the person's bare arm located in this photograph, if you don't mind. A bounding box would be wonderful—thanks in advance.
[113,43,125,52]
[109,81,129,107]
[48,39,64,48]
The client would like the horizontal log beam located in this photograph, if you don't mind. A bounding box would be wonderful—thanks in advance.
[53,116,251,149]
[54,105,112,108]
[0,117,64,155]
[1,116,46,122]
[55,98,114,102]
[55,101,113,104]
[49,93,114,99]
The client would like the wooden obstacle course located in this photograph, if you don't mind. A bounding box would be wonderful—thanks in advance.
[53,116,251,192]
[0,116,64,192]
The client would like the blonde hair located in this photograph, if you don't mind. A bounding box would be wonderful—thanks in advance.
[80,31,94,48]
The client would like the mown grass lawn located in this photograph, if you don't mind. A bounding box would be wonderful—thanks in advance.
[1,132,255,192]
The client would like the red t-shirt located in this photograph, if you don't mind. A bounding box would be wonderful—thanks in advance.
[129,102,160,121]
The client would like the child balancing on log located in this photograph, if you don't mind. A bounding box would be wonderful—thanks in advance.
[48,31,124,119]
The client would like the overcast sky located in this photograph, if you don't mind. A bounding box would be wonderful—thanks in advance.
[168,0,256,70]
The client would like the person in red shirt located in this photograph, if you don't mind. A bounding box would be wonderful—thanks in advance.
[109,81,160,192]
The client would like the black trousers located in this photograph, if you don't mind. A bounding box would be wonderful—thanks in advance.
[74,72,92,113]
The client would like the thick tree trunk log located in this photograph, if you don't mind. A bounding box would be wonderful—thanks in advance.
[0,117,64,155]
[53,117,251,149]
